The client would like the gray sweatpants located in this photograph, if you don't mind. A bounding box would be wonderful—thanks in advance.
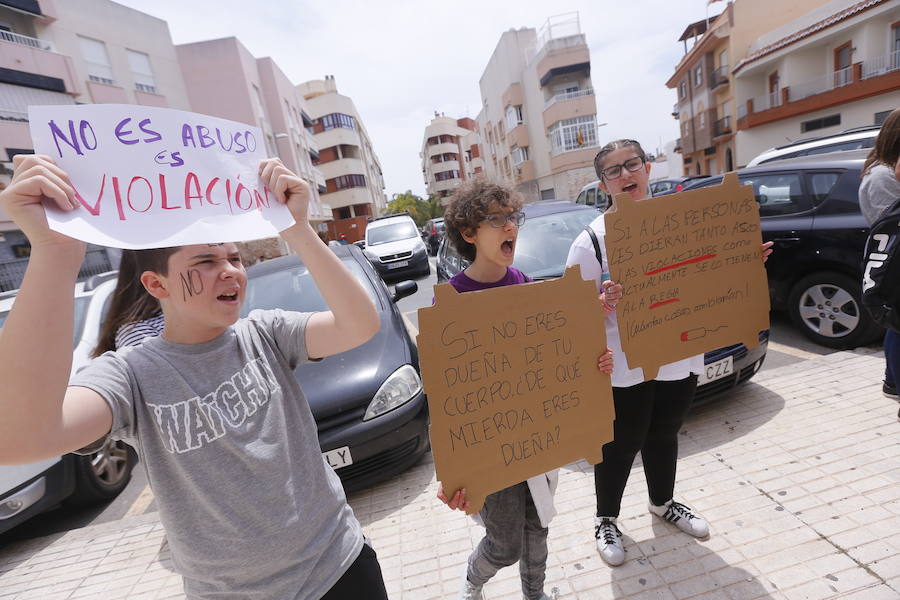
[467,481,549,600]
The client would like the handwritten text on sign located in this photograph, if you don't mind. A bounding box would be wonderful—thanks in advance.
[28,104,295,249]
[603,173,770,380]
[417,267,613,514]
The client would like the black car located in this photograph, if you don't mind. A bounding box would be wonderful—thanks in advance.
[435,200,768,402]
[683,149,880,349]
[422,218,445,256]
[243,245,429,491]
[650,175,708,196]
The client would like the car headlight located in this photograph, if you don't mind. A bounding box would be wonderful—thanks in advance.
[364,364,422,420]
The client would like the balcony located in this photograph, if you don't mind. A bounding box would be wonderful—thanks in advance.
[712,115,732,139]
[549,144,599,174]
[502,82,524,109]
[672,103,680,118]
[514,160,535,182]
[506,123,528,148]
[737,56,900,130]
[428,142,458,157]
[709,65,729,91]
[535,35,591,88]
[0,31,77,94]
[543,89,596,129]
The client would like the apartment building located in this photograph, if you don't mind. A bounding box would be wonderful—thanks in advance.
[476,13,601,202]
[0,0,193,290]
[176,37,329,231]
[733,0,900,166]
[297,76,387,226]
[666,0,830,175]
[420,113,483,201]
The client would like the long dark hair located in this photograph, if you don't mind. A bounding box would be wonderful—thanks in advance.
[92,247,177,357]
[863,108,900,177]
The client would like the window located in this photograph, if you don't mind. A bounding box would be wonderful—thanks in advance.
[79,36,114,85]
[320,113,355,131]
[699,112,705,128]
[694,66,703,87]
[679,81,687,99]
[738,173,809,217]
[876,110,892,126]
[126,50,156,93]
[512,146,529,165]
[719,49,728,70]
[505,105,524,130]
[800,114,841,133]
[434,170,459,182]
[332,174,366,190]
[807,172,840,204]
[548,115,598,155]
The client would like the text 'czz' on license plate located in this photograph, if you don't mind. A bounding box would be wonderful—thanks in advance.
[387,261,409,269]
[699,356,734,385]
[323,446,353,470]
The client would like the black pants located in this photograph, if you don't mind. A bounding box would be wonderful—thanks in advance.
[321,543,388,600]
[595,376,697,517]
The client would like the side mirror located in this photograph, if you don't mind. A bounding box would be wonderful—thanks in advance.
[354,240,366,249]
[392,280,418,303]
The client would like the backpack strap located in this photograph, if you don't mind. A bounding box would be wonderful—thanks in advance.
[584,226,604,267]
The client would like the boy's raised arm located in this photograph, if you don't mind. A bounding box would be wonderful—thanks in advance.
[259,159,379,359]
[0,155,112,463]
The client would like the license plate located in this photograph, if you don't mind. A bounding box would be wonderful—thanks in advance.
[699,356,733,385]
[387,260,409,269]
[323,446,353,470]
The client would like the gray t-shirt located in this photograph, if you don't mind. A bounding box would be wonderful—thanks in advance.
[859,164,900,226]
[72,309,363,600]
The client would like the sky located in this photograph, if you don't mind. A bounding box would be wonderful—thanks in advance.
[116,0,720,198]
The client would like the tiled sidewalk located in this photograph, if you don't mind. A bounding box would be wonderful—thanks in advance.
[1,351,898,600]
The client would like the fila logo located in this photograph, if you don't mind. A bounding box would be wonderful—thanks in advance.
[863,233,890,292]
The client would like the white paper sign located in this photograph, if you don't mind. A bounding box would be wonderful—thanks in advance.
[28,104,295,249]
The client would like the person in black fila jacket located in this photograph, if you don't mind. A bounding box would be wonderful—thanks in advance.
[859,108,900,416]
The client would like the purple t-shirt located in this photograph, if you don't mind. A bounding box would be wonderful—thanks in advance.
[448,266,531,293]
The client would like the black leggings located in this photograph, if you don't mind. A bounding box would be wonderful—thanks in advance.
[321,543,388,600]
[595,376,697,517]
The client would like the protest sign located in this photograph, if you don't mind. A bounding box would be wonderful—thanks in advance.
[417,267,613,514]
[28,104,295,249]
[603,173,770,380]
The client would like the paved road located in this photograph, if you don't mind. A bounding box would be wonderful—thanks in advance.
[0,255,883,545]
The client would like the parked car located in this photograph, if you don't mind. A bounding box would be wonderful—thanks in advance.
[683,149,880,349]
[746,125,878,167]
[422,217,445,256]
[242,245,429,491]
[574,181,609,210]
[0,278,138,535]
[364,213,431,280]
[435,200,768,402]
[650,175,708,196]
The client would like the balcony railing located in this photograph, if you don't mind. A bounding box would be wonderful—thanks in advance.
[135,82,157,94]
[709,65,729,89]
[788,66,853,102]
[747,91,782,112]
[544,88,594,109]
[0,29,54,52]
[713,116,732,138]
[862,50,900,80]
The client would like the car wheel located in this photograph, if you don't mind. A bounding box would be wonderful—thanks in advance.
[788,271,881,349]
[67,439,137,506]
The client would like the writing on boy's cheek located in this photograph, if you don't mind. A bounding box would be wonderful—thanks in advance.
[179,269,203,302]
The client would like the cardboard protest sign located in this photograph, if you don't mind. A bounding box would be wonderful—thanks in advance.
[603,172,770,380]
[417,266,613,514]
[28,104,295,249]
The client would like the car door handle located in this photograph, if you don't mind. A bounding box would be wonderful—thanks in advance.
[772,237,800,245]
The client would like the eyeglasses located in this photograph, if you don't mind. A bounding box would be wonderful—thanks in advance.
[482,211,525,228]
[599,156,645,180]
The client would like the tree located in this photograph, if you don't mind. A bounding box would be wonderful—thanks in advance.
[385,191,444,227]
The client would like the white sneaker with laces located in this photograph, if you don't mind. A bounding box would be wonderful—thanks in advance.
[594,516,625,566]
[459,566,484,600]
[649,499,709,538]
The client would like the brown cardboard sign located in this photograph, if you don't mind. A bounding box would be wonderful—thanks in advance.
[603,172,770,380]
[417,266,614,514]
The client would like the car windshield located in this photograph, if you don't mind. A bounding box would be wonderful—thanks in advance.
[0,295,90,349]
[513,209,599,279]
[368,222,418,245]
[241,258,380,316]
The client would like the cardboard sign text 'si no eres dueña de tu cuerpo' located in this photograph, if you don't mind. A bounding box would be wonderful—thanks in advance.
[417,267,615,514]
[603,173,770,380]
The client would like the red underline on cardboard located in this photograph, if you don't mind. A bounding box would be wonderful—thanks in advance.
[644,254,717,276]
[649,298,680,310]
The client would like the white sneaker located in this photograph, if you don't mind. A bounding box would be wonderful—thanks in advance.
[649,500,709,538]
[594,516,625,566]
[459,566,484,600]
